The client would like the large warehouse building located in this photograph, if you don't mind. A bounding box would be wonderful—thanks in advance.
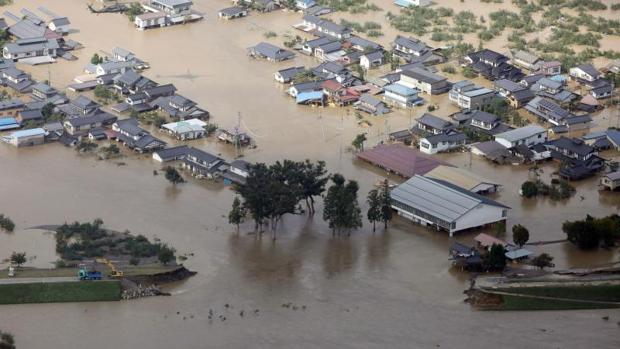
[390,175,509,236]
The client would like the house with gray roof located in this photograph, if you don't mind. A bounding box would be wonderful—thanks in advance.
[390,175,509,236]
[2,67,34,92]
[218,6,248,20]
[354,94,389,115]
[393,35,428,58]
[448,80,495,110]
[151,94,209,120]
[63,112,117,135]
[182,147,227,179]
[524,96,581,126]
[302,36,333,55]
[348,36,381,52]
[415,113,453,135]
[419,130,466,154]
[274,66,305,83]
[249,42,295,62]
[48,17,71,34]
[511,50,541,71]
[400,67,450,95]
[113,69,156,94]
[360,50,384,70]
[569,64,601,83]
[112,118,166,152]
[302,15,352,39]
[7,19,46,39]
[3,37,59,61]
[494,124,547,148]
[31,82,57,100]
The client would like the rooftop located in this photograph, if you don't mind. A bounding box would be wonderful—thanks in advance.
[390,175,508,224]
[357,144,450,178]
[495,125,546,142]
[424,165,499,192]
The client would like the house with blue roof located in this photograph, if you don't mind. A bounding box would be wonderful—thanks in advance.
[2,128,46,147]
[394,0,431,8]
[0,117,20,131]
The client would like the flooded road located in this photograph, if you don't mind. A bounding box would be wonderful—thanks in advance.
[0,1,620,348]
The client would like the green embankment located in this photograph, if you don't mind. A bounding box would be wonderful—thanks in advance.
[0,281,121,304]
[489,283,620,310]
[499,284,620,303]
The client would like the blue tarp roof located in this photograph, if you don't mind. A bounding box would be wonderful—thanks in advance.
[0,117,19,131]
[296,91,324,104]
[0,117,18,126]
[549,74,567,82]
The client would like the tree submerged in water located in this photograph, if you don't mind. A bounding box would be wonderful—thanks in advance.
[0,330,15,349]
[323,174,362,236]
[0,214,15,232]
[164,166,185,185]
[232,160,329,239]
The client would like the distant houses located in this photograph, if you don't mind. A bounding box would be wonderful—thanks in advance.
[135,0,203,30]
[301,15,352,40]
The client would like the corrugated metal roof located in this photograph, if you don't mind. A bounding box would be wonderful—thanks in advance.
[495,125,546,143]
[424,165,498,191]
[9,128,46,138]
[390,175,506,223]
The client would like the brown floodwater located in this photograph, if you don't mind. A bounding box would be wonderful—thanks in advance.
[1,1,620,348]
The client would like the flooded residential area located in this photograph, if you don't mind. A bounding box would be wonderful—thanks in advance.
[0,0,619,348]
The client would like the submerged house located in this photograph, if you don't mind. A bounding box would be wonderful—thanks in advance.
[399,67,450,95]
[151,94,209,120]
[569,64,601,83]
[2,67,34,93]
[425,165,500,194]
[302,15,352,40]
[249,42,295,62]
[218,7,248,20]
[182,147,227,179]
[494,125,547,149]
[354,94,389,115]
[448,80,495,110]
[274,66,305,83]
[464,49,524,81]
[382,83,422,108]
[390,175,509,236]
[419,130,466,155]
[415,113,453,135]
[63,112,118,135]
[545,137,604,180]
[160,118,206,140]
[2,37,59,61]
[112,118,166,152]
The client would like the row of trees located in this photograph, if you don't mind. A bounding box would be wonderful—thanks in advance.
[229,160,393,240]
[563,214,620,249]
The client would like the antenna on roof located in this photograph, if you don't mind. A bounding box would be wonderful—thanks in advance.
[234,112,242,158]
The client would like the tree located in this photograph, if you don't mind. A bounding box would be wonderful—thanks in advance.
[379,179,393,229]
[125,2,144,22]
[94,85,113,103]
[280,160,329,215]
[164,166,184,185]
[41,102,55,120]
[76,141,98,153]
[512,224,530,247]
[0,214,15,232]
[521,181,538,198]
[234,162,304,239]
[10,252,26,267]
[351,133,367,152]
[0,330,15,349]
[228,197,245,232]
[531,253,554,269]
[563,215,601,249]
[157,244,175,265]
[323,174,363,236]
[90,53,103,65]
[366,189,381,232]
[485,244,507,271]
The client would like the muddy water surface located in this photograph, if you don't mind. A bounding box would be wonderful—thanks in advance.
[0,1,619,348]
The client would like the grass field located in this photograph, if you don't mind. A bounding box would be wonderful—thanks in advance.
[0,281,121,304]
[0,265,177,279]
[497,284,620,303]
[497,294,620,311]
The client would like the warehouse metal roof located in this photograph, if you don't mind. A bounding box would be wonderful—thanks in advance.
[390,175,508,223]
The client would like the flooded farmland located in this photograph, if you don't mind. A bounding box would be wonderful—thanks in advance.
[1,0,620,348]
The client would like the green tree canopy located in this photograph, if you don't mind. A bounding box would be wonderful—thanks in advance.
[512,224,530,247]
[164,166,185,185]
[366,189,381,232]
[10,252,26,267]
[323,174,363,236]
